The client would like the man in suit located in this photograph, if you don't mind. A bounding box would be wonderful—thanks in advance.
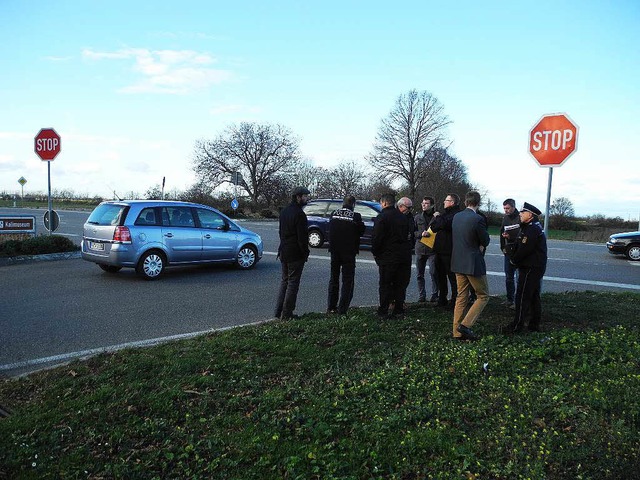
[327,195,365,314]
[450,191,491,340]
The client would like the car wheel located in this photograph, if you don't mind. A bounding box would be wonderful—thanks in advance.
[136,251,166,280]
[308,229,324,248]
[625,244,640,261]
[236,245,257,269]
[98,264,122,273]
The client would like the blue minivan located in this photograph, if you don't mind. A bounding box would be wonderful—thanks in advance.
[303,199,382,248]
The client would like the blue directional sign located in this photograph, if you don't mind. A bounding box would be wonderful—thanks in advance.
[231,198,239,210]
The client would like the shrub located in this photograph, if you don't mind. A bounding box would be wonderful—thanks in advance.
[0,235,79,257]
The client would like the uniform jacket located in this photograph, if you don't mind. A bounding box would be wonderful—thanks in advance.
[414,209,436,255]
[451,207,491,276]
[430,205,460,255]
[499,209,520,252]
[277,201,309,262]
[510,219,547,271]
[371,206,412,265]
[328,207,365,255]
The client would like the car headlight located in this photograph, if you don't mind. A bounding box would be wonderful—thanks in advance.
[609,237,620,244]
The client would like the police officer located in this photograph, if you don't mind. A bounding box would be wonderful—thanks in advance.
[504,202,548,333]
[327,195,365,314]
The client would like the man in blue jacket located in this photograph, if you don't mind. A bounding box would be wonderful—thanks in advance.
[275,186,310,320]
[451,191,491,341]
[504,202,548,333]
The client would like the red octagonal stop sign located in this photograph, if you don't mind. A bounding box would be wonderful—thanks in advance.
[34,128,61,161]
[529,114,578,167]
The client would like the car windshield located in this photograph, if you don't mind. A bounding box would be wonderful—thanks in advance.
[86,204,127,226]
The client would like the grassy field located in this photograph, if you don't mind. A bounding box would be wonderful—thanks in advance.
[1,292,639,479]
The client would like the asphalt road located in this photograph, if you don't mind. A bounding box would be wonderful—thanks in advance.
[1,207,638,377]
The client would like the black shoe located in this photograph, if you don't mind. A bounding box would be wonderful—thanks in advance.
[377,308,389,318]
[281,313,301,320]
[527,325,540,332]
[418,297,426,303]
[390,310,405,318]
[326,309,338,314]
[457,324,478,341]
[430,295,439,303]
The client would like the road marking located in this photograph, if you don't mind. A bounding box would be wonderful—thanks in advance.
[264,251,640,291]
[0,319,274,374]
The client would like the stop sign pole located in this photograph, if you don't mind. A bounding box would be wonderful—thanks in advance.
[34,128,62,235]
[528,113,578,237]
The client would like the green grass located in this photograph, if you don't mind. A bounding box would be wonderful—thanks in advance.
[1,292,639,479]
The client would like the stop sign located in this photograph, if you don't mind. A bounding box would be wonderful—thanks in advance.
[34,128,61,161]
[529,114,578,167]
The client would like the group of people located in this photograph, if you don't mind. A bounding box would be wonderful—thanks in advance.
[274,186,547,340]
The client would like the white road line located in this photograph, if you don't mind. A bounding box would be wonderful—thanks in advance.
[0,319,274,373]
[264,251,640,291]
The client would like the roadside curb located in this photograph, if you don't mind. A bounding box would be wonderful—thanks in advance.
[0,250,81,267]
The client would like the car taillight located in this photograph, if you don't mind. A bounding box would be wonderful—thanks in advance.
[113,226,132,243]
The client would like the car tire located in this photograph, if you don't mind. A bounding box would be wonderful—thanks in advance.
[308,229,324,248]
[136,250,166,280]
[236,245,258,269]
[98,264,122,273]
[625,244,640,261]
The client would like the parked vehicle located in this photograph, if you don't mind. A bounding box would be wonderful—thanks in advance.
[303,199,382,248]
[606,231,640,261]
[82,200,263,279]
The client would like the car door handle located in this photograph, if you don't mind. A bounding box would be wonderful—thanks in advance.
[164,233,173,238]
[203,234,211,239]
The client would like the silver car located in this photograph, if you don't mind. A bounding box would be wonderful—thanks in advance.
[82,200,263,279]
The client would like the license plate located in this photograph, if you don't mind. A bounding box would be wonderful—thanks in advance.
[89,241,105,251]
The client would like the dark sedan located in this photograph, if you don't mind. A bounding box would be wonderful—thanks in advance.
[606,231,640,261]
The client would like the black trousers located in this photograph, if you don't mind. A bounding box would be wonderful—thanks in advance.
[274,259,305,319]
[513,267,544,330]
[435,253,457,305]
[327,251,356,314]
[377,262,412,314]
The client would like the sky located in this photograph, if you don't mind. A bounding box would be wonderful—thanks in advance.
[1,0,639,220]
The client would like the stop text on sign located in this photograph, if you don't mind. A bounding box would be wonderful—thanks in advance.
[36,137,60,152]
[531,129,574,152]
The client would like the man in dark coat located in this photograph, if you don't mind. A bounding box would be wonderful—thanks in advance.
[327,195,365,314]
[451,191,491,341]
[430,193,461,308]
[274,186,310,320]
[372,193,412,317]
[499,198,520,308]
[504,202,548,333]
[414,196,438,303]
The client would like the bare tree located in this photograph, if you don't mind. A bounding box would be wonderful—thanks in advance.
[369,89,451,198]
[414,147,473,208]
[549,197,575,217]
[330,161,368,198]
[193,122,302,204]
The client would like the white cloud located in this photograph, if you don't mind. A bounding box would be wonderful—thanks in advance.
[82,47,232,94]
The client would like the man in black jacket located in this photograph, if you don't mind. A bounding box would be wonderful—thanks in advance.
[414,196,438,303]
[499,198,520,308]
[372,193,412,317]
[327,195,365,314]
[430,193,461,308]
[275,186,310,320]
[504,202,548,333]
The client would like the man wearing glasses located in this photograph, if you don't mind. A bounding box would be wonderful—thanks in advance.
[431,193,461,308]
